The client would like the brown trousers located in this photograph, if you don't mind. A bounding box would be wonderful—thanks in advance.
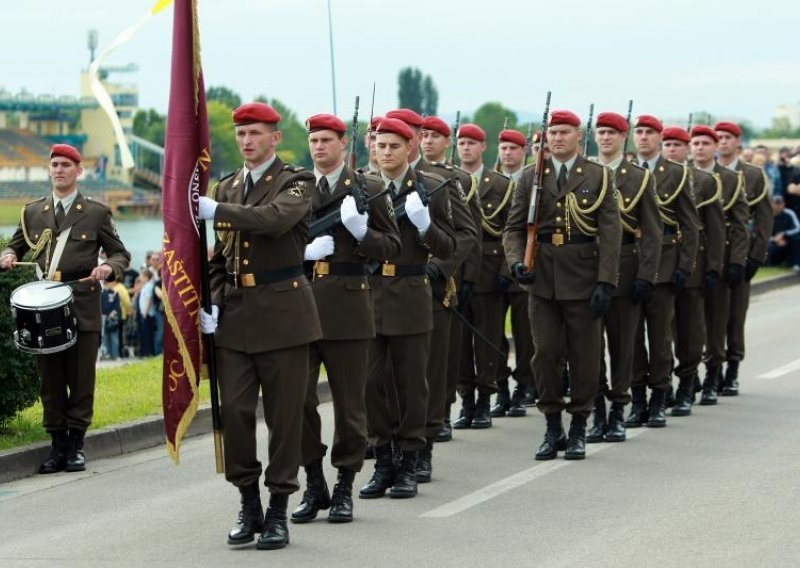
[218,344,308,494]
[673,287,706,378]
[366,332,430,452]
[504,291,535,386]
[446,307,467,407]
[600,295,640,404]
[455,309,477,398]
[704,281,732,368]
[426,307,452,440]
[632,284,674,390]
[302,339,369,472]
[726,280,750,362]
[530,296,600,417]
[37,331,100,433]
[467,292,506,394]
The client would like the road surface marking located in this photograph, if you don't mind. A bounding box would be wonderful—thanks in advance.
[757,358,800,380]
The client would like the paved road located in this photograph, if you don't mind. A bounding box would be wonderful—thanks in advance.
[2,286,800,567]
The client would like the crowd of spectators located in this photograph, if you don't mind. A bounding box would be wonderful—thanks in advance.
[762,145,800,271]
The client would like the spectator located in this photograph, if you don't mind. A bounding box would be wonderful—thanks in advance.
[767,195,800,270]
[122,260,139,297]
[755,145,782,196]
[113,280,132,358]
[100,280,122,360]
[778,147,796,195]
[137,269,156,357]
[741,147,755,164]
[150,252,164,355]
[783,155,800,216]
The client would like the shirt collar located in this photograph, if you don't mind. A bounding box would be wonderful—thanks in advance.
[381,164,410,192]
[502,165,524,183]
[723,158,740,172]
[314,161,346,190]
[53,189,78,213]
[243,155,276,184]
[637,154,658,171]
[551,154,578,177]
[410,155,423,170]
[696,161,716,174]
[598,154,624,171]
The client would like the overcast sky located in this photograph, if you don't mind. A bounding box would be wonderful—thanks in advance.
[2,0,798,128]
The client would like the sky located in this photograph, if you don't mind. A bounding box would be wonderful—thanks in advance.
[1,0,798,128]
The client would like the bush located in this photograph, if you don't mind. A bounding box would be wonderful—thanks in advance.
[0,237,39,427]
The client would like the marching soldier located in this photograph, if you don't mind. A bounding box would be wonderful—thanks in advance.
[688,125,749,404]
[0,144,130,474]
[197,102,322,550]
[290,114,400,524]
[361,115,383,174]
[497,129,528,183]
[586,112,662,443]
[661,126,726,416]
[627,114,699,428]
[359,117,455,500]
[504,110,622,460]
[714,121,773,394]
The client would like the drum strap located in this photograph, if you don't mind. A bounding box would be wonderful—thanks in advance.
[47,228,72,281]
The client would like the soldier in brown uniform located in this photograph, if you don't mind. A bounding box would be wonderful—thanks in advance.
[361,115,383,174]
[359,117,455,500]
[197,102,322,550]
[289,114,400,525]
[714,121,773,395]
[586,113,662,443]
[504,110,621,460]
[627,114,699,428]
[1,144,130,474]
[661,126,726,416]
[688,125,750,405]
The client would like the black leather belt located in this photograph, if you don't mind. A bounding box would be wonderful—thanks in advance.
[376,263,427,277]
[621,233,637,245]
[226,266,304,288]
[537,232,595,245]
[482,235,502,243]
[313,261,369,276]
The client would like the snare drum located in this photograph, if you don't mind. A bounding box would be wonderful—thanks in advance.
[10,281,78,354]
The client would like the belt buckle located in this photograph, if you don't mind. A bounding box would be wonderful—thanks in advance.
[240,273,256,287]
[381,263,396,277]
[552,234,564,246]
[315,261,330,277]
[634,228,642,239]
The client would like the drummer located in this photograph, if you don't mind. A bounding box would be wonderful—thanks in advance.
[0,144,130,474]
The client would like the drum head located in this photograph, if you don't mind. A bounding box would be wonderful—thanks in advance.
[10,281,74,309]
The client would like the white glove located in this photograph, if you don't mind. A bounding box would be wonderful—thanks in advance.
[198,196,219,220]
[304,235,335,261]
[405,192,431,233]
[340,195,369,241]
[200,305,219,334]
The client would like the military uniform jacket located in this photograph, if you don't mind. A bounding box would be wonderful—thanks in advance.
[503,155,622,301]
[612,159,662,297]
[713,163,750,268]
[474,168,521,293]
[737,161,773,264]
[686,168,726,288]
[309,166,400,341]
[2,192,130,332]
[209,158,322,353]
[372,168,456,336]
[647,156,700,284]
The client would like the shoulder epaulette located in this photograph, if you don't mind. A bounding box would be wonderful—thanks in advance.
[282,164,305,173]
[218,170,237,183]
[430,161,455,171]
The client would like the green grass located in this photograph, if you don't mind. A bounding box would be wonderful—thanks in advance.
[753,265,793,282]
[0,357,210,451]
[0,201,27,226]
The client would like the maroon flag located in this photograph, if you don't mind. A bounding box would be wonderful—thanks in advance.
[161,0,210,462]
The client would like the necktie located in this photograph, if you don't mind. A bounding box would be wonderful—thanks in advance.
[557,164,568,192]
[641,160,650,171]
[388,181,397,196]
[243,172,254,203]
[318,176,330,195]
[55,201,66,230]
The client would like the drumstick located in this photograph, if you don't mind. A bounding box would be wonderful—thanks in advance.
[45,276,94,289]
[12,262,39,266]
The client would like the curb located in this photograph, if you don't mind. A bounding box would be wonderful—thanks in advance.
[750,272,800,296]
[0,379,331,484]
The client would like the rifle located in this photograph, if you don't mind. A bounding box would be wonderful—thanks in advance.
[687,112,694,132]
[583,103,594,156]
[391,177,453,221]
[523,122,534,166]
[309,182,388,239]
[622,99,634,155]
[493,116,510,171]
[448,111,461,166]
[522,91,551,271]
[347,95,360,169]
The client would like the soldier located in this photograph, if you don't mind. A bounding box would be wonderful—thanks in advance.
[497,129,528,183]
[714,121,773,394]
[504,110,621,460]
[359,117,455,500]
[290,114,400,525]
[361,115,383,174]
[661,126,726,416]
[586,112,661,443]
[0,144,130,474]
[627,114,699,429]
[197,102,322,550]
[689,125,749,404]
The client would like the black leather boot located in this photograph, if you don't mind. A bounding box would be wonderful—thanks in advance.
[665,382,676,408]
[390,451,418,499]
[364,445,375,459]
[522,384,538,406]
[535,413,567,460]
[721,361,740,396]
[39,430,68,474]
[562,367,571,397]
[586,395,606,444]
[452,390,475,429]
[415,439,433,483]
[228,481,263,545]
[490,379,510,417]
[605,402,626,442]
[624,385,648,427]
[699,366,720,406]
[257,493,289,550]
[471,392,492,429]
[328,468,356,523]
[671,376,695,416]
[359,444,395,499]
[646,388,667,427]
[436,405,453,442]
[291,458,331,523]
[564,414,587,460]
[507,383,528,417]
[64,429,86,472]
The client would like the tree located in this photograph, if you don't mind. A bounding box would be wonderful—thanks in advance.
[472,102,519,168]
[132,109,166,146]
[207,100,240,178]
[254,96,312,168]
[421,76,438,116]
[206,86,241,110]
[397,67,439,116]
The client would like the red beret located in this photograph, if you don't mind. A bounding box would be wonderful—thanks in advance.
[662,126,691,144]
[634,114,663,133]
[376,117,414,141]
[548,110,581,127]
[714,121,743,138]
[386,108,424,128]
[499,129,527,147]
[369,115,384,131]
[50,144,81,164]
[305,113,347,134]
[422,116,451,137]
[457,123,486,142]
[595,112,628,133]
[232,102,281,126]
[532,131,542,144]
[690,125,719,142]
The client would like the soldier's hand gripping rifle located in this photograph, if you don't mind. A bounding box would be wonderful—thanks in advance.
[522,91,552,271]
[583,103,594,156]
[309,177,385,239]
[391,177,454,221]
[448,111,461,166]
